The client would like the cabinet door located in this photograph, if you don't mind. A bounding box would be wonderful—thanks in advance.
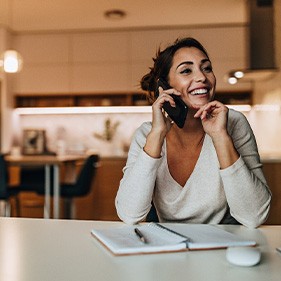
[75,157,126,220]
[262,163,281,225]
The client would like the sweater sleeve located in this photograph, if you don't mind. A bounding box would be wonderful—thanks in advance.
[115,122,162,224]
[220,110,271,228]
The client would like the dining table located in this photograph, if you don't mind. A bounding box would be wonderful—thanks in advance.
[5,154,86,219]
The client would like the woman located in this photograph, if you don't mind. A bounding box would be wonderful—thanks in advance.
[115,37,271,228]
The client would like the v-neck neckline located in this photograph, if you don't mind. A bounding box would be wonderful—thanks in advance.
[163,134,208,188]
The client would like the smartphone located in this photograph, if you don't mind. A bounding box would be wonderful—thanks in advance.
[156,78,188,128]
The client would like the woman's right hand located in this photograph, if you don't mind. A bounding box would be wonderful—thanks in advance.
[151,86,176,134]
[143,86,177,158]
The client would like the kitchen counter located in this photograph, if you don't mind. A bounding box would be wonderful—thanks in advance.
[260,152,281,163]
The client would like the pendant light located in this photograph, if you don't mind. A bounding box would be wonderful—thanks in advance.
[0,50,23,73]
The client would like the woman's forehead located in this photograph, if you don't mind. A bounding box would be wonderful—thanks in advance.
[172,47,210,66]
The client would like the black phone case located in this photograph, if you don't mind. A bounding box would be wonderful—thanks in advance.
[156,78,188,128]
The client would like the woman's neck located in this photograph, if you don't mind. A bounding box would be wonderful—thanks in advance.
[167,117,205,148]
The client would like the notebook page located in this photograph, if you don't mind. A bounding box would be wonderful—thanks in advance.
[91,225,187,255]
[163,224,256,249]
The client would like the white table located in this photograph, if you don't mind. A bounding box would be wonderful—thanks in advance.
[0,218,280,281]
[5,155,85,219]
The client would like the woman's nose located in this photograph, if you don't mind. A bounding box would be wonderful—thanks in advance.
[194,70,206,82]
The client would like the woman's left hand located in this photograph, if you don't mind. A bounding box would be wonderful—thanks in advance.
[194,100,229,139]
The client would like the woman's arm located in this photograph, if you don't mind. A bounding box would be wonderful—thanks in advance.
[195,102,271,227]
[115,123,162,224]
[194,100,239,169]
[220,110,271,228]
[116,86,176,224]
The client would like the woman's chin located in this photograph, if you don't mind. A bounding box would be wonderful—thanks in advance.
[188,97,213,110]
[186,94,214,109]
[188,103,204,110]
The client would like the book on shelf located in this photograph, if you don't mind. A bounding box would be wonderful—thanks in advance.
[91,222,256,256]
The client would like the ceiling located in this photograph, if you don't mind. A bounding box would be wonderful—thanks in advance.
[0,0,247,33]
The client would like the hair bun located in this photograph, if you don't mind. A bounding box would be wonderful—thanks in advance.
[140,71,156,92]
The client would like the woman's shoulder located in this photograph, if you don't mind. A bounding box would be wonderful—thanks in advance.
[228,108,246,120]
[228,108,248,127]
[227,108,253,137]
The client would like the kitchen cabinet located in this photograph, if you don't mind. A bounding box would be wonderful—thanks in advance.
[74,157,126,221]
[262,162,281,225]
[14,90,251,108]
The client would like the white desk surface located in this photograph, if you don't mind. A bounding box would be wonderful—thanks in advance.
[0,218,280,281]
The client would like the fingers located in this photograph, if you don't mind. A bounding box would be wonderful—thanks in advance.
[158,86,181,97]
[157,87,176,108]
[194,101,228,120]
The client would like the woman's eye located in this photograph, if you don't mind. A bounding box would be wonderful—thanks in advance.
[180,68,192,74]
[203,66,213,72]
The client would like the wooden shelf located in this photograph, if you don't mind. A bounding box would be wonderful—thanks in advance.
[14,90,252,108]
[15,92,150,107]
[215,91,252,105]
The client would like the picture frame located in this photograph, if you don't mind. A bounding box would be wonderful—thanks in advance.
[22,129,46,155]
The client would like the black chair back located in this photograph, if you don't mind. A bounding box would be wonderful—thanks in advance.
[60,154,99,198]
[0,154,8,199]
[146,202,159,222]
[73,154,99,196]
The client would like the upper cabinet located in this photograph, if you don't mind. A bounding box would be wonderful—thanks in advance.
[12,26,252,106]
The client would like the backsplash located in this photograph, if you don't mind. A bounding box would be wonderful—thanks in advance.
[12,106,281,158]
[13,111,152,157]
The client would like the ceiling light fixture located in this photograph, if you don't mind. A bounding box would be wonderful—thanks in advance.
[0,50,23,73]
[104,9,126,20]
[226,68,278,85]
[226,0,278,84]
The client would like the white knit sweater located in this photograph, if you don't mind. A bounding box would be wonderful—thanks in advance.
[115,109,271,228]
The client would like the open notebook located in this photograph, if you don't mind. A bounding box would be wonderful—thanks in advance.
[91,223,256,256]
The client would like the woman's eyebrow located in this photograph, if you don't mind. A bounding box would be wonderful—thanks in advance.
[176,58,210,69]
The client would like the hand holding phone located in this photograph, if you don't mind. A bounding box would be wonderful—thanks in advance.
[156,78,188,128]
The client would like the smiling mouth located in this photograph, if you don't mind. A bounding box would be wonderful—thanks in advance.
[190,88,209,95]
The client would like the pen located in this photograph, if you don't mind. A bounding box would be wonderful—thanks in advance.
[134,228,147,243]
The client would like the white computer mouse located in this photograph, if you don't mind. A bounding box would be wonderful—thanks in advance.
[226,246,261,267]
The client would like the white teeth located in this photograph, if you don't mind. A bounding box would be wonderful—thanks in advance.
[190,89,208,95]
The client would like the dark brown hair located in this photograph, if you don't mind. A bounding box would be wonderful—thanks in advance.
[140,37,210,102]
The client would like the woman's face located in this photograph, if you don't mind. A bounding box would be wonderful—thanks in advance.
[168,47,216,110]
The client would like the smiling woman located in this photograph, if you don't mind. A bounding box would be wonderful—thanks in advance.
[115,37,271,228]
